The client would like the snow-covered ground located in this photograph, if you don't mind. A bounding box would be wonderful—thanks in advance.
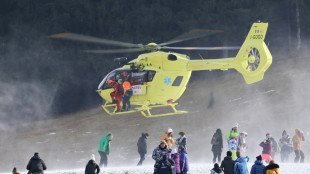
[4,163,310,174]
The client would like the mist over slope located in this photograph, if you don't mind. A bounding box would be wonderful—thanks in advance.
[1,51,309,172]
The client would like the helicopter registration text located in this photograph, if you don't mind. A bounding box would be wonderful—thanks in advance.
[132,85,142,94]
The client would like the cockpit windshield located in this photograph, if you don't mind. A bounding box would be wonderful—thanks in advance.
[98,69,156,90]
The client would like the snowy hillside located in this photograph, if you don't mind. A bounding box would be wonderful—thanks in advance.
[1,52,310,173]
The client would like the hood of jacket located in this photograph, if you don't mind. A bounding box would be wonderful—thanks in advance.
[31,155,41,161]
[295,129,302,136]
[223,156,232,161]
[141,133,147,138]
[254,160,263,165]
[158,144,168,150]
[266,164,279,170]
[88,159,95,165]
[236,156,248,163]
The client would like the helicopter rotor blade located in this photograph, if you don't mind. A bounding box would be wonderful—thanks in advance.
[49,33,142,48]
[159,29,223,46]
[83,48,146,54]
[161,46,240,51]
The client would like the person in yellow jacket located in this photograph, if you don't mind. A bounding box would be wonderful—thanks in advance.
[292,128,305,163]
[161,128,175,150]
[122,78,133,111]
[266,160,280,174]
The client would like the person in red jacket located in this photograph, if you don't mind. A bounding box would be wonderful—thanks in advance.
[108,80,123,112]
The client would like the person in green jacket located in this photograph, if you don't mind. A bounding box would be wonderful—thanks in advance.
[98,132,113,167]
[225,123,239,141]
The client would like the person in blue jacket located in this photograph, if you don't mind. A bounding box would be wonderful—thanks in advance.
[178,146,189,174]
[233,151,249,174]
[250,155,266,174]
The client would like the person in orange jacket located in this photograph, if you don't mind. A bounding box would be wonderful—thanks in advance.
[161,128,175,151]
[122,78,133,111]
[292,128,305,163]
[108,80,123,112]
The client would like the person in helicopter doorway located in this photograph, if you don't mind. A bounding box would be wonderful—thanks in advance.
[108,79,123,112]
[122,77,133,111]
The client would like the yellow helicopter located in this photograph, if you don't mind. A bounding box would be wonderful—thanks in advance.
[50,22,272,117]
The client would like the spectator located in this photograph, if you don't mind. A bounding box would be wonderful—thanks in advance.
[266,133,278,160]
[228,137,238,160]
[12,167,20,174]
[211,128,223,163]
[161,128,175,150]
[172,149,180,174]
[259,138,272,162]
[278,130,293,162]
[98,132,113,167]
[153,140,170,162]
[137,132,149,166]
[292,128,305,163]
[225,123,239,142]
[220,151,234,174]
[154,154,175,174]
[178,146,189,174]
[85,154,100,174]
[250,155,266,174]
[210,163,222,174]
[265,160,279,174]
[26,152,47,174]
[176,132,187,149]
[238,132,248,154]
[233,151,249,174]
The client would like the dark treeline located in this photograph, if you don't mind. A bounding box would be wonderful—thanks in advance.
[0,0,309,122]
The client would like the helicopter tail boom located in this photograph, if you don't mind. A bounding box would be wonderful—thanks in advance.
[187,22,272,84]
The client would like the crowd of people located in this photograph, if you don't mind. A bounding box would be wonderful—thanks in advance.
[16,124,305,174]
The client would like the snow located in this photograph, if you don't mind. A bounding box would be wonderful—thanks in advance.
[4,163,310,174]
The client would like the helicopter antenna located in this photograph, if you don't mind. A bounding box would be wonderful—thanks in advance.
[198,53,205,60]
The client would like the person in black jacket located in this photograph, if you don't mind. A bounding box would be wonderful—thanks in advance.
[85,155,100,174]
[137,132,149,166]
[26,152,47,174]
[220,151,234,174]
[211,128,223,163]
[154,154,175,174]
[176,132,187,149]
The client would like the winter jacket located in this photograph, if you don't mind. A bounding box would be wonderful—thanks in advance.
[228,138,238,151]
[85,160,100,174]
[137,133,148,154]
[250,160,265,174]
[269,137,278,153]
[154,159,175,174]
[211,132,223,152]
[98,132,112,155]
[266,164,280,174]
[172,153,180,174]
[233,156,249,174]
[292,129,305,150]
[260,141,272,155]
[225,129,239,140]
[152,144,170,161]
[161,130,175,149]
[176,136,187,149]
[220,156,234,174]
[26,155,47,174]
[179,148,189,172]
[279,136,293,153]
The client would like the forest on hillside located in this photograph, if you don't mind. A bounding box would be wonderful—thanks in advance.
[0,0,309,123]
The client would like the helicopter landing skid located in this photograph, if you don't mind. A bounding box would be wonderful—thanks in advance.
[101,102,187,117]
[136,103,188,118]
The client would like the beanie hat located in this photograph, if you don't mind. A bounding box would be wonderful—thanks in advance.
[256,155,262,161]
[160,140,166,145]
[241,131,248,136]
[234,123,239,128]
[168,128,173,133]
[90,154,96,161]
[172,148,177,154]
